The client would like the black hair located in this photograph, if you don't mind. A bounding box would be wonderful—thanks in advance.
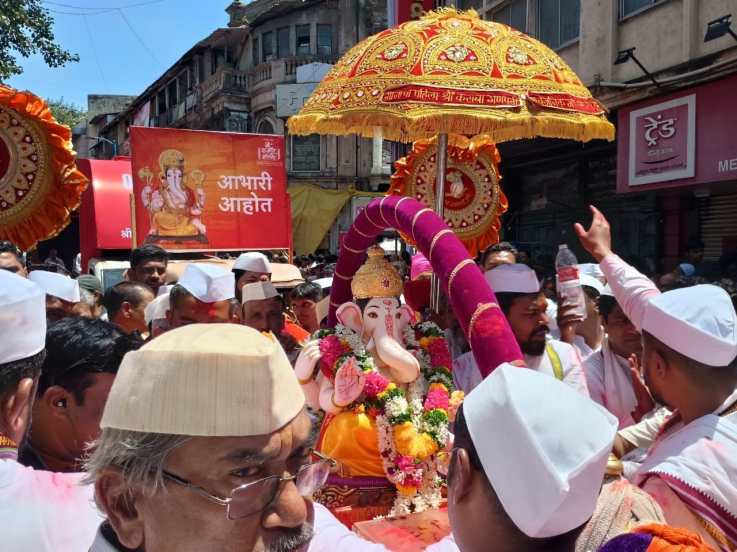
[481,242,518,266]
[581,285,601,301]
[686,238,705,251]
[291,282,322,303]
[129,245,168,269]
[597,295,618,323]
[168,283,193,310]
[495,291,538,316]
[39,317,142,404]
[0,350,46,398]
[103,281,153,320]
[0,241,23,263]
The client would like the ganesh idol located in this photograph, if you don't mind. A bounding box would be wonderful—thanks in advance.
[140,149,207,241]
[296,246,462,517]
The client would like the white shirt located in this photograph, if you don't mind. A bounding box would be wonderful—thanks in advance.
[1,459,102,552]
[452,339,589,397]
[585,340,638,429]
[526,339,590,397]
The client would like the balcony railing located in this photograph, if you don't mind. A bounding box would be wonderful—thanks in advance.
[200,67,250,102]
[249,54,339,88]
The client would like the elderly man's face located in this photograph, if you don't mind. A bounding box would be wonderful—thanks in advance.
[237,271,271,293]
[109,411,315,552]
[243,298,284,334]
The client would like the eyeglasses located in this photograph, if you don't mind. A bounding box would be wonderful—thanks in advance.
[162,451,336,520]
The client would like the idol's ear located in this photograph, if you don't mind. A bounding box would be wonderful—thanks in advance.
[398,304,414,329]
[336,302,363,334]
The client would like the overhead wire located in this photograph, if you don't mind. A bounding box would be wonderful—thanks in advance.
[82,14,110,92]
[44,0,165,11]
[115,8,164,69]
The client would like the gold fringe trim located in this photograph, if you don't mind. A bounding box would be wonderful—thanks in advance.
[288,110,615,145]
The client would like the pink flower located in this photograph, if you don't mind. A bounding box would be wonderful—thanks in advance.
[395,455,416,472]
[319,335,349,377]
[364,372,390,399]
[427,338,451,369]
[404,472,423,488]
[424,388,450,411]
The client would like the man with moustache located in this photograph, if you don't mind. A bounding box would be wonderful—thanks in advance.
[452,264,588,395]
[86,324,387,551]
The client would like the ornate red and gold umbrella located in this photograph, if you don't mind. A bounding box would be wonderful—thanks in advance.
[0,85,88,251]
[388,134,507,257]
[288,8,614,143]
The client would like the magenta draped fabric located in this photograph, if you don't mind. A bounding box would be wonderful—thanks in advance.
[328,196,523,377]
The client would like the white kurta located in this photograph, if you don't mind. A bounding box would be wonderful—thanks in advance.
[584,340,638,429]
[1,459,102,552]
[452,339,589,397]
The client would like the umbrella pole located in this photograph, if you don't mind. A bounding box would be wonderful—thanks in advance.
[431,132,448,313]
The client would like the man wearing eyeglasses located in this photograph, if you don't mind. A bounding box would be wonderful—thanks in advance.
[86,323,387,552]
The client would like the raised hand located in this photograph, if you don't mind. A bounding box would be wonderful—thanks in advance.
[294,340,321,382]
[628,354,656,422]
[556,300,584,345]
[333,356,366,407]
[574,205,613,262]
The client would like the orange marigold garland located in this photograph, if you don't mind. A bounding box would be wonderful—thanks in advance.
[0,85,88,251]
[388,134,508,257]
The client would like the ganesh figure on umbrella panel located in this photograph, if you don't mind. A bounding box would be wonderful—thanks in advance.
[296,246,461,515]
[139,149,207,243]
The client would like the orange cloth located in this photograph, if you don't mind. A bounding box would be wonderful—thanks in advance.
[284,321,311,345]
[320,411,385,477]
[636,524,715,551]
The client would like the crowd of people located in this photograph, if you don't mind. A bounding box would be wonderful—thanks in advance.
[0,204,735,551]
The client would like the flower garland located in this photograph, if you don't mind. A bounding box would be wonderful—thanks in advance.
[315,321,464,516]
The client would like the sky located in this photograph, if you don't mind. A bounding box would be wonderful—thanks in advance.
[6,0,234,109]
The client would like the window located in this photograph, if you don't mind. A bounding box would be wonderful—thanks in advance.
[317,25,332,57]
[157,92,166,115]
[619,0,666,19]
[262,31,273,62]
[492,0,526,31]
[296,24,311,56]
[167,80,178,107]
[277,27,291,58]
[538,0,580,49]
[291,135,321,172]
[258,119,275,135]
[252,37,259,66]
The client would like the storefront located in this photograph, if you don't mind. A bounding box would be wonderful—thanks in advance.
[617,73,737,270]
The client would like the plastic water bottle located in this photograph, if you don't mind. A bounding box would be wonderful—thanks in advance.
[555,244,586,319]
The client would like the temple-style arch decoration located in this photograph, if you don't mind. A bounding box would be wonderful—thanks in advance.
[329,195,523,377]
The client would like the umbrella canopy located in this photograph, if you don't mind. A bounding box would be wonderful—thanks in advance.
[388,134,507,257]
[0,86,88,250]
[288,8,614,144]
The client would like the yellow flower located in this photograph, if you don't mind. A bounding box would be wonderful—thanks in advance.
[393,422,439,460]
[419,337,431,348]
[396,483,419,496]
[429,383,448,393]
[451,390,465,403]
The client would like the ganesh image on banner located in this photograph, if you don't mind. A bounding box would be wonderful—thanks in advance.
[295,246,463,520]
[138,149,207,244]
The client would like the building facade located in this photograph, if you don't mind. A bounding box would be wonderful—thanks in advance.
[98,0,391,254]
[455,0,737,274]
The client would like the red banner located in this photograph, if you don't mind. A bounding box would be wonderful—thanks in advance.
[381,85,520,108]
[526,92,605,115]
[131,127,291,251]
[395,0,434,25]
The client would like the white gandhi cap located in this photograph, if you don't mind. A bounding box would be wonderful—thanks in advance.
[178,264,235,303]
[28,270,81,303]
[233,252,272,274]
[463,363,617,538]
[0,270,46,364]
[485,264,540,294]
[144,292,170,324]
[642,284,737,366]
[101,324,305,436]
